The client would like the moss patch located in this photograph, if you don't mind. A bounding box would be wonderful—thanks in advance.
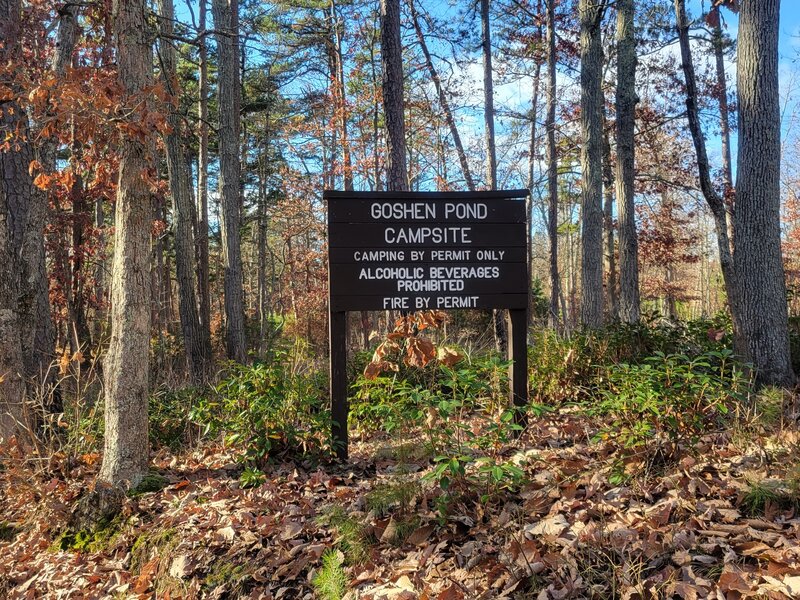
[0,521,19,542]
[128,472,169,497]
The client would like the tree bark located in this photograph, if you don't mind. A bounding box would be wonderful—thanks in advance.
[602,119,618,320]
[99,0,153,488]
[408,0,474,191]
[615,0,640,323]
[579,0,605,329]
[546,0,561,330]
[213,0,247,362]
[674,0,742,347]
[380,0,409,191]
[158,0,210,381]
[197,0,212,361]
[734,0,795,387]
[527,4,543,330]
[480,0,508,352]
[0,0,27,437]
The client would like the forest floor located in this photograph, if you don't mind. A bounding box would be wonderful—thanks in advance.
[1,408,800,600]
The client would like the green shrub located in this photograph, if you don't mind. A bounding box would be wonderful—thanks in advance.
[528,313,736,406]
[149,385,208,449]
[190,349,331,466]
[592,349,750,453]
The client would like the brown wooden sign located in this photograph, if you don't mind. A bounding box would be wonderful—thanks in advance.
[326,190,530,459]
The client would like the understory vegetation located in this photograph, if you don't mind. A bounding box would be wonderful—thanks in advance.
[2,314,800,598]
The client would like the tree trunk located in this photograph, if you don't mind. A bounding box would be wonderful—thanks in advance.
[213,0,247,362]
[546,0,561,330]
[197,0,212,360]
[480,0,508,352]
[380,0,409,191]
[527,18,543,331]
[408,0,474,191]
[0,0,26,436]
[578,0,605,329]
[674,0,742,348]
[734,0,795,387]
[158,0,210,381]
[615,0,640,323]
[602,119,618,320]
[713,17,733,194]
[99,0,153,488]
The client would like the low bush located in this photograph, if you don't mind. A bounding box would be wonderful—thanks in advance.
[190,347,331,466]
[591,349,750,453]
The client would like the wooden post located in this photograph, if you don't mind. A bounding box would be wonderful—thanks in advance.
[330,310,348,460]
[507,308,528,426]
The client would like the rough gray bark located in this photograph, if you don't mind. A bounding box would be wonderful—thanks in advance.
[615,0,640,323]
[579,0,605,328]
[213,0,247,362]
[99,0,153,488]
[0,0,26,434]
[674,0,742,347]
[602,120,618,320]
[380,0,409,191]
[408,0,474,190]
[158,0,210,381]
[197,0,212,362]
[734,0,795,387]
[546,0,561,330]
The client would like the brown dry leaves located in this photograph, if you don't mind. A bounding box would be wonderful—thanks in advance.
[1,412,799,599]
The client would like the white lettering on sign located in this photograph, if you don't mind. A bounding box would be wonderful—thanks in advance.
[444,203,487,220]
[410,250,425,261]
[383,297,409,309]
[359,267,425,280]
[437,296,480,308]
[415,297,431,308]
[353,250,405,261]
[371,202,436,220]
[397,280,465,292]
[384,226,472,245]
[429,266,500,279]
[430,250,471,261]
[475,250,504,261]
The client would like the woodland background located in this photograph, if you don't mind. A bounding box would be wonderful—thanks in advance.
[2,0,800,598]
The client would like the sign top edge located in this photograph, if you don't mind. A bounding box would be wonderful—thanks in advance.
[323,189,530,199]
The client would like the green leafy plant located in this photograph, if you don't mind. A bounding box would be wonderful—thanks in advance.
[190,347,331,466]
[239,466,266,489]
[312,549,347,600]
[592,349,749,455]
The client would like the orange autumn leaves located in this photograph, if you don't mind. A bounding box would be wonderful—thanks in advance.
[364,310,463,380]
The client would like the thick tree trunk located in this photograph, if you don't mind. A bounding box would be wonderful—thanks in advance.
[0,0,26,433]
[615,0,640,323]
[158,0,210,381]
[197,0,212,360]
[1,0,57,436]
[546,0,560,330]
[380,0,409,191]
[674,0,742,347]
[734,0,795,387]
[213,0,247,362]
[408,0,474,191]
[578,0,605,329]
[99,0,153,488]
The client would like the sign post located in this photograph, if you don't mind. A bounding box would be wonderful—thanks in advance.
[326,190,529,460]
